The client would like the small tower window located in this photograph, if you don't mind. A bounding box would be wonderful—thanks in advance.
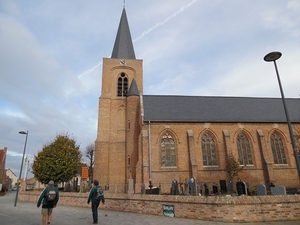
[117,73,128,97]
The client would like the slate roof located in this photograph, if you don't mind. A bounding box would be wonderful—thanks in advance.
[127,79,139,96]
[111,8,136,59]
[142,95,300,123]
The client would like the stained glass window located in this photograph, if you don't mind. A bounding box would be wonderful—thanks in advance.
[202,133,217,166]
[270,132,287,164]
[237,132,253,165]
[161,133,176,167]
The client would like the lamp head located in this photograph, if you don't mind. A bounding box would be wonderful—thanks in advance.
[264,51,282,62]
[19,131,27,135]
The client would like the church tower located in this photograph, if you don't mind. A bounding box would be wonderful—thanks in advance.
[94,7,143,192]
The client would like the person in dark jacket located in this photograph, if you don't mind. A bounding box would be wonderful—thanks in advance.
[87,180,105,224]
[37,180,59,225]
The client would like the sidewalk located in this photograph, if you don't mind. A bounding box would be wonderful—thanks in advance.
[1,191,299,225]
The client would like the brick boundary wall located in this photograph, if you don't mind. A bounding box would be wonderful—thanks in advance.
[19,191,300,223]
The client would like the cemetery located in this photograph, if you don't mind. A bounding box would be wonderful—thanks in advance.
[141,177,300,197]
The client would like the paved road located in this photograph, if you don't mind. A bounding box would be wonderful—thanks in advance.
[1,191,299,225]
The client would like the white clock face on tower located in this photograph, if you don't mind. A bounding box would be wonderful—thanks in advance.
[120,59,126,65]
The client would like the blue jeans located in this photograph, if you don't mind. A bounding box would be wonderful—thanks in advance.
[91,200,100,223]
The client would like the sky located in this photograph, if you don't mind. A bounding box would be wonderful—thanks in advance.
[1,0,300,179]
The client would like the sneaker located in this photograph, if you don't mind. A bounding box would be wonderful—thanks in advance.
[93,222,98,224]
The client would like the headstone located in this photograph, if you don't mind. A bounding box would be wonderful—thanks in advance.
[228,180,233,193]
[255,184,267,196]
[64,183,71,192]
[219,180,227,194]
[171,180,179,195]
[213,184,218,194]
[127,178,134,194]
[179,182,184,195]
[188,178,193,194]
[191,180,197,195]
[271,186,286,195]
[184,182,189,195]
[246,182,251,196]
[204,183,209,196]
[188,178,197,195]
[236,180,247,196]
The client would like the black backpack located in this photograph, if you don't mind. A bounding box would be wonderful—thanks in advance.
[46,186,57,202]
[95,186,103,200]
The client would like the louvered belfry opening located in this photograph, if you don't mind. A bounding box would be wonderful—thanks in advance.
[117,73,128,97]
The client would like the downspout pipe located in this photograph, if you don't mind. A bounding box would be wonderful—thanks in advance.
[148,121,152,180]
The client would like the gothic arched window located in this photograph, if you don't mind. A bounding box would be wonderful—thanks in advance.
[117,73,128,97]
[237,132,253,165]
[161,133,176,167]
[202,132,217,166]
[270,132,287,164]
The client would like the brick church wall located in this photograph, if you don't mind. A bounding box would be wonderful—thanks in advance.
[142,122,300,193]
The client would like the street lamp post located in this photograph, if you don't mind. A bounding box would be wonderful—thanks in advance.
[14,130,29,207]
[264,52,300,178]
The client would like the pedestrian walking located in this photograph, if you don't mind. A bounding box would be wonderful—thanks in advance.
[87,180,105,224]
[37,180,59,225]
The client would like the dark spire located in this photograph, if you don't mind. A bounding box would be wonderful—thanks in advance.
[127,79,139,97]
[111,8,136,59]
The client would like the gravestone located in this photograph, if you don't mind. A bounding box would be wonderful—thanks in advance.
[204,183,209,196]
[271,186,286,195]
[183,182,189,195]
[219,180,227,194]
[228,180,233,193]
[171,180,179,195]
[255,184,267,196]
[199,183,203,195]
[236,180,247,196]
[191,179,197,195]
[179,182,184,195]
[188,178,197,195]
[212,184,218,194]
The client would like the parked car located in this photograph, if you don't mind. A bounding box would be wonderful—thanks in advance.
[12,186,18,191]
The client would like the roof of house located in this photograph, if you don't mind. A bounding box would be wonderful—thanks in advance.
[111,8,136,59]
[6,168,17,177]
[142,95,300,123]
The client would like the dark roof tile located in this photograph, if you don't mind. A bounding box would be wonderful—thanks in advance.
[111,8,135,59]
[143,95,300,123]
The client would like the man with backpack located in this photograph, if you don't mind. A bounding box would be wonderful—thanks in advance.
[37,180,59,225]
[87,180,105,224]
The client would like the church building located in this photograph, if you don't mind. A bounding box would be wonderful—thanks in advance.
[94,7,300,194]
